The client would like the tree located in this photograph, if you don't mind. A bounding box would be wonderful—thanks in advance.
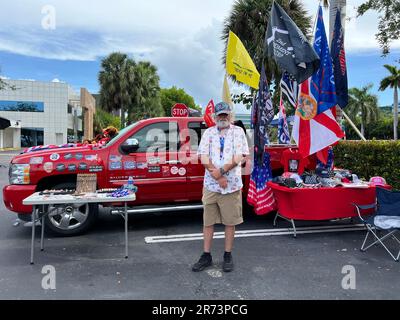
[379,64,400,140]
[128,61,164,122]
[0,67,16,91]
[221,0,312,83]
[160,86,200,116]
[98,52,136,128]
[93,108,121,136]
[347,84,379,137]
[357,0,400,56]
[98,53,165,126]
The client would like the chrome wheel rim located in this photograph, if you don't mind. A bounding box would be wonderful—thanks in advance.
[48,203,89,230]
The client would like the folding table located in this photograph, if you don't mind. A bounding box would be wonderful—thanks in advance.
[23,192,136,264]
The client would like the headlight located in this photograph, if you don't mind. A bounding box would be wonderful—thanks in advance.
[9,164,30,184]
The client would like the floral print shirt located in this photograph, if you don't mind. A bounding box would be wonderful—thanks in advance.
[197,124,249,194]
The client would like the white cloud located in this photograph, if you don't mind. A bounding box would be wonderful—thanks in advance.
[0,0,398,109]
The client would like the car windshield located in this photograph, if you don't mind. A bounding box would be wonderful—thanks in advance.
[105,122,140,147]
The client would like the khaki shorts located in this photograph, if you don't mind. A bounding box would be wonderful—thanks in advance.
[202,188,243,226]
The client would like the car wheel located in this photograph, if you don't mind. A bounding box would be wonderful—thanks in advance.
[43,182,98,236]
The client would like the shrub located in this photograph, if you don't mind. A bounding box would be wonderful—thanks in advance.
[334,140,400,189]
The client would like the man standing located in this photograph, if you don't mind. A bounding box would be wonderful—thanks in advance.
[192,102,249,272]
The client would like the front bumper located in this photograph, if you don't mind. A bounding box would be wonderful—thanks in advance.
[3,185,37,214]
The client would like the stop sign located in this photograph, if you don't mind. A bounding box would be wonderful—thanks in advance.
[171,103,189,117]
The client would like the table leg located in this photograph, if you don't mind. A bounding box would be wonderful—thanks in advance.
[273,212,279,227]
[290,219,297,238]
[125,202,128,259]
[30,205,36,265]
[40,205,45,251]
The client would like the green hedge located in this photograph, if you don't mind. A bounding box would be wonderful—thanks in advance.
[333,140,400,190]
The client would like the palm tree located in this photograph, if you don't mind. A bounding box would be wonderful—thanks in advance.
[379,64,400,140]
[98,52,136,128]
[222,0,312,83]
[128,61,164,122]
[347,84,379,137]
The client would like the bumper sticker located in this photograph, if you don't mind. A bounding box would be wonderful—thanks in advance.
[109,161,122,170]
[56,163,65,172]
[148,157,160,165]
[162,166,170,177]
[178,167,186,176]
[85,155,98,161]
[170,166,178,175]
[124,161,136,170]
[89,165,103,172]
[137,162,147,169]
[50,153,60,161]
[78,163,88,170]
[30,157,43,164]
[148,166,161,173]
[110,155,122,162]
[43,162,53,173]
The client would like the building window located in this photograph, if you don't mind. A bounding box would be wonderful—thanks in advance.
[21,128,44,147]
[0,100,44,112]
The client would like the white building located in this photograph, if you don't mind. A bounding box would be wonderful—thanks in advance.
[0,79,88,149]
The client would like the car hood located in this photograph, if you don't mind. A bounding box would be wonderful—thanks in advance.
[11,145,104,164]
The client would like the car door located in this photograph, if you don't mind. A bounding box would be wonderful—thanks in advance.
[185,120,207,200]
[111,121,187,204]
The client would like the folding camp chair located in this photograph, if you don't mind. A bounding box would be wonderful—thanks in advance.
[353,187,400,262]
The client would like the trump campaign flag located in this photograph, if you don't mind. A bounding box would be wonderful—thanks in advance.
[203,99,215,127]
[292,6,344,158]
[265,1,320,83]
[226,30,260,89]
[253,64,274,162]
[331,9,348,109]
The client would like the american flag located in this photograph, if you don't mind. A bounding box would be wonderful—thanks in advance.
[278,95,290,144]
[280,72,298,108]
[247,64,276,215]
[247,152,276,215]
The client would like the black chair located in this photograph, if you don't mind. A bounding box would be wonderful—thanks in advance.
[353,187,400,262]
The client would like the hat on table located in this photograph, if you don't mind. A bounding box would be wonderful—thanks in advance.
[369,176,387,186]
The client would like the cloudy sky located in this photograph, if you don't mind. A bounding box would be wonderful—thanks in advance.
[0,0,399,112]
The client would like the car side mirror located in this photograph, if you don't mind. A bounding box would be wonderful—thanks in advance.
[121,138,139,154]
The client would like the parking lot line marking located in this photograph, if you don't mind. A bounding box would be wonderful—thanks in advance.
[146,223,364,240]
[144,224,366,243]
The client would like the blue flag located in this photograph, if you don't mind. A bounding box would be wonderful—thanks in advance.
[252,64,274,162]
[331,9,348,109]
[311,6,337,114]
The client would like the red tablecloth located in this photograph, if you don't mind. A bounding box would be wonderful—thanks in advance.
[267,182,389,220]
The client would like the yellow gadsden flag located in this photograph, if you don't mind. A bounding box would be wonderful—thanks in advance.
[226,30,260,89]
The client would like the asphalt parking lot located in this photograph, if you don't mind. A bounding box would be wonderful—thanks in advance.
[0,151,399,300]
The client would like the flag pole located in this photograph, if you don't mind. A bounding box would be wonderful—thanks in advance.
[342,110,367,141]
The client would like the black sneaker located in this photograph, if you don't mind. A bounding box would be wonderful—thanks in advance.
[222,252,234,272]
[192,253,212,272]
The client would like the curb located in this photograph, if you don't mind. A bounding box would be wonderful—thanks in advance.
[0,148,20,152]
